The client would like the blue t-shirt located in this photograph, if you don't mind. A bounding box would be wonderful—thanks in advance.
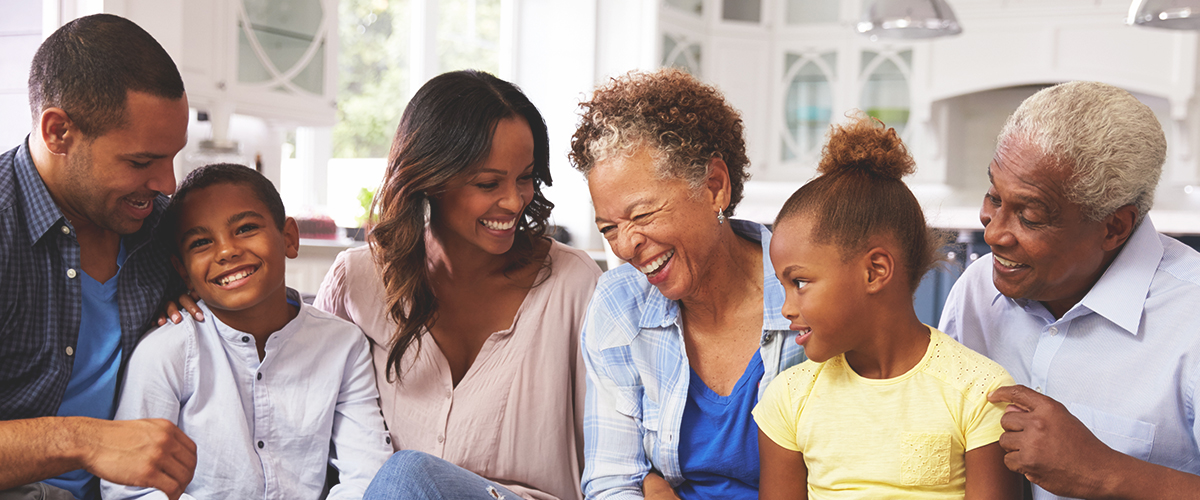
[46,244,127,500]
[676,351,764,500]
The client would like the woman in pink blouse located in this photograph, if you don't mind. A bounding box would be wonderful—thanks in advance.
[315,70,601,500]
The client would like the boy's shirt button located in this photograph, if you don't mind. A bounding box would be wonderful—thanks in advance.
[257,372,262,380]
[242,336,250,343]
[258,441,264,449]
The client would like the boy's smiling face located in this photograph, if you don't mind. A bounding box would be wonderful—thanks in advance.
[172,183,299,317]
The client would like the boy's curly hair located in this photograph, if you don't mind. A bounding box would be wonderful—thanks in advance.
[569,68,750,213]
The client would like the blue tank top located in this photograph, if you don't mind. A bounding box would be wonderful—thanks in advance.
[676,351,764,500]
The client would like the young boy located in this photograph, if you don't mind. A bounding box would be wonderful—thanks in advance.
[101,164,392,500]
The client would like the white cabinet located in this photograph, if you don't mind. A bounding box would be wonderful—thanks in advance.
[178,0,339,127]
[602,0,1200,233]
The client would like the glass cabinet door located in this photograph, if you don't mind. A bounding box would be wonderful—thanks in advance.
[663,34,702,75]
[665,0,703,16]
[782,51,836,162]
[860,49,912,137]
[238,0,328,95]
[723,0,762,22]
[786,0,840,25]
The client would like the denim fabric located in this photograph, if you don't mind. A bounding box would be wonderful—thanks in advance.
[0,483,77,500]
[363,451,523,500]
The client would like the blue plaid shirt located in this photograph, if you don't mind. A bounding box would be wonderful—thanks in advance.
[581,219,806,499]
[0,140,179,420]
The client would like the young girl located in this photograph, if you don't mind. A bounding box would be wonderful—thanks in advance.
[753,116,1021,499]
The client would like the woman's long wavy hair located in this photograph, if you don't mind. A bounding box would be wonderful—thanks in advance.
[369,70,553,382]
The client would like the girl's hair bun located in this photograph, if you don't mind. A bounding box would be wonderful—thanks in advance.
[817,112,914,181]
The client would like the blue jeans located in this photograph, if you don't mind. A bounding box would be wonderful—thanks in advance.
[364,450,522,500]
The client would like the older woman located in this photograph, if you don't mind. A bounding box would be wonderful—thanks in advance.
[570,69,806,499]
[316,70,600,500]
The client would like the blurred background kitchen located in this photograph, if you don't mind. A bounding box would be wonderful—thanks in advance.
[2,0,1198,322]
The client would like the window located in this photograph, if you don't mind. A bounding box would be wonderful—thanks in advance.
[281,0,504,229]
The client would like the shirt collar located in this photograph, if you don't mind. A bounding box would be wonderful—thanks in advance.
[990,216,1162,335]
[13,137,167,252]
[636,219,789,331]
[1074,217,1161,335]
[13,139,67,245]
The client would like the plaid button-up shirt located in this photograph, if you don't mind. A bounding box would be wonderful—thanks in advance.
[0,140,179,420]
[581,219,807,498]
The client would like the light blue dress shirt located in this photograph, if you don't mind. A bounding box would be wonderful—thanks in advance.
[581,219,806,499]
[940,217,1200,500]
[100,291,392,500]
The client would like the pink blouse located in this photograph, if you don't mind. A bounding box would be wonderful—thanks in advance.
[315,241,601,500]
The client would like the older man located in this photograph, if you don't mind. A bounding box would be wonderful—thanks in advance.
[940,81,1200,499]
[0,14,195,500]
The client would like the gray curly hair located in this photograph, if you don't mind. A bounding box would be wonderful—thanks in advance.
[569,68,750,214]
[997,81,1166,224]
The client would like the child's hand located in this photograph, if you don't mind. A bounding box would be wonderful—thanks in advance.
[156,292,203,326]
[987,385,1120,498]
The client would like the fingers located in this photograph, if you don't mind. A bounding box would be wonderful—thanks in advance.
[988,384,1044,411]
[179,294,203,322]
[164,302,183,325]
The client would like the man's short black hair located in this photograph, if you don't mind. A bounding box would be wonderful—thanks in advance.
[161,164,288,255]
[28,13,185,137]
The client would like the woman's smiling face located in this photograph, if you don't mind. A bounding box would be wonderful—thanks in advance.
[429,116,536,256]
[588,147,723,301]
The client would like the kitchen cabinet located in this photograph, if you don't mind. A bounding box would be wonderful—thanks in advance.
[602,0,1200,233]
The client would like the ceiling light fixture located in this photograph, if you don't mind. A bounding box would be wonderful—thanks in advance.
[1128,0,1200,29]
[858,0,962,39]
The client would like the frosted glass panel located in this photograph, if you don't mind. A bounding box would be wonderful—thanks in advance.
[787,0,840,24]
[723,0,762,22]
[782,52,836,161]
[662,34,702,75]
[665,0,703,15]
[243,0,322,38]
[293,42,325,94]
[861,50,911,137]
[238,0,325,94]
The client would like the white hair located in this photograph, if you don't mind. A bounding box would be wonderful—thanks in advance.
[997,81,1166,223]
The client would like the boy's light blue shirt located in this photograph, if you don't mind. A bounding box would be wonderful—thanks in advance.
[941,217,1200,500]
[100,290,392,500]
[581,219,806,499]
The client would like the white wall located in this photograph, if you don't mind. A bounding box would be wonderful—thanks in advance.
[512,0,604,251]
[0,2,42,149]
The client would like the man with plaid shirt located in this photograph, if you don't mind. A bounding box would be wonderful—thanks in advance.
[0,14,196,500]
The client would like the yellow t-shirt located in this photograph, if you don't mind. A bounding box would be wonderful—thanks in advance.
[752,327,1014,499]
